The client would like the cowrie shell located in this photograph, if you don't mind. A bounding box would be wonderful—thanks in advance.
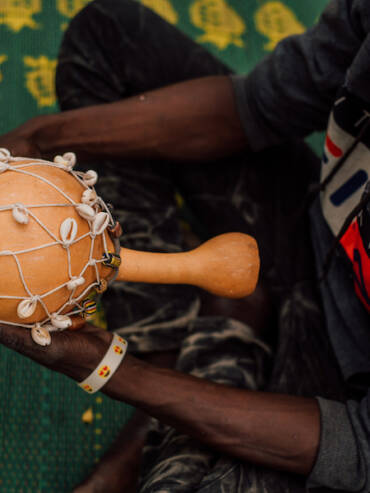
[62,152,76,169]
[50,313,72,330]
[54,155,69,167]
[0,148,11,159]
[31,325,51,346]
[12,203,29,224]
[67,276,85,291]
[60,218,77,245]
[43,323,59,333]
[76,203,96,221]
[83,170,98,187]
[17,298,37,319]
[92,212,109,235]
[81,189,97,206]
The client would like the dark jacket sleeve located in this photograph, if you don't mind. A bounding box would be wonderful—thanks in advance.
[308,395,370,492]
[231,0,368,151]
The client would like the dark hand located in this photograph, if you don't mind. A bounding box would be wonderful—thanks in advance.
[0,322,112,382]
[0,130,41,158]
[0,116,47,158]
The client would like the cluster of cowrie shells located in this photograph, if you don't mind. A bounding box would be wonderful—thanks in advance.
[0,150,116,346]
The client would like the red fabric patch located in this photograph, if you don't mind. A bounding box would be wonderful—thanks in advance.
[340,219,370,311]
[326,134,343,158]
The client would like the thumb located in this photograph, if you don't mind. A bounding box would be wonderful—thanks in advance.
[0,322,114,381]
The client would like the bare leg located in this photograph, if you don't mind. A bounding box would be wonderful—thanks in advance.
[73,410,149,493]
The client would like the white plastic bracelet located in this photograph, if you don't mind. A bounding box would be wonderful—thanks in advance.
[77,333,128,394]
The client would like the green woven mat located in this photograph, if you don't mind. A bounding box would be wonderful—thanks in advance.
[0,1,327,491]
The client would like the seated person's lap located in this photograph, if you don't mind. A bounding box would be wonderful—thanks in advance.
[56,1,346,491]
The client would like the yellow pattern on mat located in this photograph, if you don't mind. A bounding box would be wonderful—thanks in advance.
[190,0,246,50]
[23,55,57,107]
[254,1,305,51]
[0,55,8,82]
[0,0,41,32]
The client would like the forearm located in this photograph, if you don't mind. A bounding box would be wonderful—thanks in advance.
[7,76,247,162]
[0,324,319,477]
[104,354,320,476]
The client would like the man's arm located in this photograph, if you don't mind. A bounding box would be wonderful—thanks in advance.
[0,76,247,162]
[107,353,320,475]
[2,1,369,163]
[0,324,320,477]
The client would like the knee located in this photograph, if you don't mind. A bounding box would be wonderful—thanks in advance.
[56,0,144,76]
[200,282,274,338]
[61,0,142,46]
[56,0,142,108]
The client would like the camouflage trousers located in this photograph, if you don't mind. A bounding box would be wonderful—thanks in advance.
[56,1,346,491]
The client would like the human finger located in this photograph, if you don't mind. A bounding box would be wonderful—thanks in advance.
[0,134,41,159]
[0,321,109,373]
[0,322,57,365]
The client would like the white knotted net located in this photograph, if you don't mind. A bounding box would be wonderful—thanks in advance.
[0,148,117,340]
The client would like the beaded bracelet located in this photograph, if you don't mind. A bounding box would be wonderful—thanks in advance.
[77,333,128,394]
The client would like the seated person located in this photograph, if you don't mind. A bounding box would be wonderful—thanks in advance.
[1,0,370,491]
